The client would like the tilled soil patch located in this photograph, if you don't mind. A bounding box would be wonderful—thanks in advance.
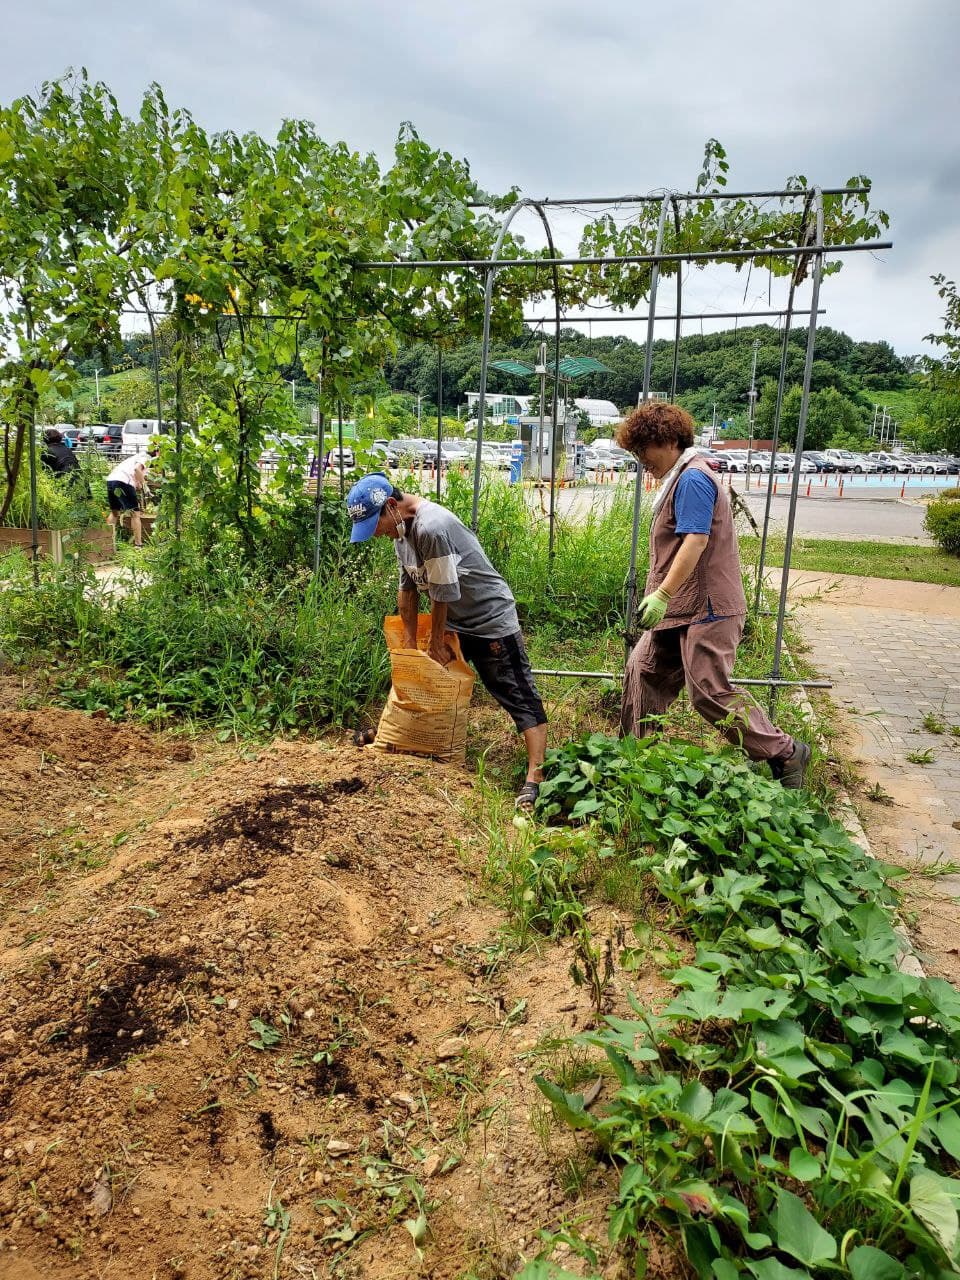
[0,716,675,1279]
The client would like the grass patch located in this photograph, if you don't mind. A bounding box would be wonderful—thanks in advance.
[742,535,960,587]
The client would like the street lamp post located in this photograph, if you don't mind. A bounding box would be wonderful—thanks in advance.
[93,368,101,410]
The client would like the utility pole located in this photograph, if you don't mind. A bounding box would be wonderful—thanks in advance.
[417,394,422,434]
[745,338,760,486]
[871,403,879,437]
[94,368,101,410]
[290,380,296,405]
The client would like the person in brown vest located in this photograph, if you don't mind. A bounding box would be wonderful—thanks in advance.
[617,402,810,788]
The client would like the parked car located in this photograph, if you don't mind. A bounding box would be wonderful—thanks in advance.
[717,450,748,473]
[915,455,951,474]
[801,451,837,472]
[776,453,817,473]
[823,448,862,472]
[845,453,880,473]
[386,438,431,467]
[479,444,504,467]
[865,451,899,472]
[121,418,162,456]
[327,445,356,470]
[58,426,86,449]
[695,449,723,472]
[87,423,123,453]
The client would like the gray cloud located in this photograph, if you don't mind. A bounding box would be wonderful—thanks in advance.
[2,0,957,352]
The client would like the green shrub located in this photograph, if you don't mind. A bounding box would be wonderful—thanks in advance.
[444,470,647,632]
[2,448,109,530]
[0,522,396,736]
[924,497,960,555]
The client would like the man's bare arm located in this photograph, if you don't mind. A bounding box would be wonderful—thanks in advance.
[428,600,453,664]
[398,588,419,647]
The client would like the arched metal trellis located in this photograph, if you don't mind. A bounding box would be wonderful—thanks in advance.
[22,182,890,703]
[354,183,891,695]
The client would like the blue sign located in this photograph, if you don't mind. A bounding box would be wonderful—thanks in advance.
[509,441,524,485]
[506,415,520,425]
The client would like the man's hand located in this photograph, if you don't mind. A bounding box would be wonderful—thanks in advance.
[429,640,455,666]
[637,587,671,628]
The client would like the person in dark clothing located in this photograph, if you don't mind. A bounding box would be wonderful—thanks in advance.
[40,429,81,478]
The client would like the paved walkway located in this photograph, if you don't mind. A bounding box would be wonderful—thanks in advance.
[792,571,960,976]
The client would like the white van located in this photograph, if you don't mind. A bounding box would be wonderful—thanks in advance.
[120,418,161,457]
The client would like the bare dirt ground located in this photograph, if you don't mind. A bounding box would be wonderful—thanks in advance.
[0,705,678,1280]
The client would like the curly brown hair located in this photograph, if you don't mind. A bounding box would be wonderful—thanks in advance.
[615,402,695,454]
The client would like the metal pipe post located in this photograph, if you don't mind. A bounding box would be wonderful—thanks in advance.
[753,194,813,613]
[24,313,39,587]
[745,338,760,478]
[536,348,546,487]
[436,348,443,500]
[173,351,184,546]
[529,203,563,564]
[472,200,531,531]
[312,367,325,576]
[769,189,826,710]
[467,186,872,208]
[359,241,891,273]
[521,308,824,325]
[669,197,682,401]
[28,407,39,588]
[625,194,671,662]
[140,290,164,428]
[337,402,345,500]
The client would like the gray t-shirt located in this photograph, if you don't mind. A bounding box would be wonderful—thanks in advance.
[396,500,520,639]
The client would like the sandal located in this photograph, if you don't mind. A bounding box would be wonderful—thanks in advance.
[353,726,376,747]
[515,781,540,811]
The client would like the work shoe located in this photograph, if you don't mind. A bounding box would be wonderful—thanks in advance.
[515,781,540,811]
[776,740,811,789]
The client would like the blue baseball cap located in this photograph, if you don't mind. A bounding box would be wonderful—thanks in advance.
[346,473,395,543]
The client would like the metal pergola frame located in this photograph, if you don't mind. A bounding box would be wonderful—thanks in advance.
[354,185,891,701]
[23,184,890,702]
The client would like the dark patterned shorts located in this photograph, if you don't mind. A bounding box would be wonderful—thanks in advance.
[456,630,547,733]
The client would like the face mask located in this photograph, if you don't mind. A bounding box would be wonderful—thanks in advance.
[394,515,407,539]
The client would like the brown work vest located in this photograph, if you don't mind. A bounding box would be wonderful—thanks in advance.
[645,456,747,629]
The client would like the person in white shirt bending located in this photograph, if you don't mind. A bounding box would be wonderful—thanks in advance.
[105,454,150,549]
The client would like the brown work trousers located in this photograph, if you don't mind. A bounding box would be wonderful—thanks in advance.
[620,615,794,763]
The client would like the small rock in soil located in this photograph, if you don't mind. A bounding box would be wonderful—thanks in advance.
[90,1175,112,1216]
[435,1036,466,1061]
[326,1139,352,1157]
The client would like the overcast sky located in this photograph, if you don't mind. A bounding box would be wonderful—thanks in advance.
[3,0,958,356]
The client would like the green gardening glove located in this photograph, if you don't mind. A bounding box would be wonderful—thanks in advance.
[636,587,671,628]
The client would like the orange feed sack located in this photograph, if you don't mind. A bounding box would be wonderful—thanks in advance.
[373,615,475,763]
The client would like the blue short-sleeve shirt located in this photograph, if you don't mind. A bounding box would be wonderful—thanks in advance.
[673,468,717,535]
[671,468,725,624]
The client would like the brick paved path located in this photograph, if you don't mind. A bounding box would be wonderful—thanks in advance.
[791,571,960,980]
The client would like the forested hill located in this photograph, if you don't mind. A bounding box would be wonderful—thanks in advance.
[74,320,944,449]
[379,323,917,427]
